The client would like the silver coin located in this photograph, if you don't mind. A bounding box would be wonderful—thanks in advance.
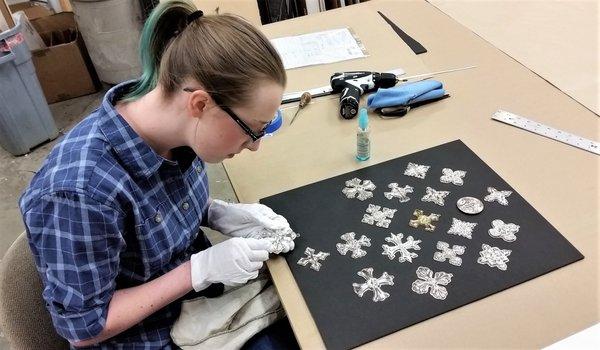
[456,197,484,215]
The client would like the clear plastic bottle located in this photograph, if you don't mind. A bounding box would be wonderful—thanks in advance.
[356,108,371,161]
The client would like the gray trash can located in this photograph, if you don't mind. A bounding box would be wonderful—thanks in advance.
[0,15,58,156]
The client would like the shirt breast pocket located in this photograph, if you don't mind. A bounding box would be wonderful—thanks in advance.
[136,202,195,275]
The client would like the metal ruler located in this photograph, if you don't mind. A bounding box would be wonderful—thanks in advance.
[492,109,599,155]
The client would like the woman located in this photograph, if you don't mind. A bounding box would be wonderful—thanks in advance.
[19,1,296,348]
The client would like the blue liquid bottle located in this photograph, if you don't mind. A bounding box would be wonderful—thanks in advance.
[356,108,370,161]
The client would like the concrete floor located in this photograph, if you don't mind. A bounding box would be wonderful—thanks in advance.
[0,87,236,348]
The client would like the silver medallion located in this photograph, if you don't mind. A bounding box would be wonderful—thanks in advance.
[456,197,484,215]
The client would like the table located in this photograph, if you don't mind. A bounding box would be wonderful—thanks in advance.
[223,1,599,348]
[430,0,599,115]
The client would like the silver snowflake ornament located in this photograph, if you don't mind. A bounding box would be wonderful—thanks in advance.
[488,219,520,242]
[477,244,511,271]
[411,266,453,300]
[440,168,467,186]
[447,218,477,239]
[404,162,430,179]
[263,228,299,254]
[421,187,450,206]
[484,187,513,206]
[297,247,330,271]
[381,232,421,263]
[336,232,371,258]
[352,267,395,302]
[384,183,413,203]
[361,204,397,228]
[342,178,376,201]
[433,241,466,266]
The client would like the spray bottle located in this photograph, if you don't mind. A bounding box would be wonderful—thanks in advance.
[356,108,370,161]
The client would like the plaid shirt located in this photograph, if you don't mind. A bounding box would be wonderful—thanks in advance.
[19,82,220,349]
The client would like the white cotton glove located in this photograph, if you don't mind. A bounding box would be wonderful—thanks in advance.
[190,237,271,292]
[208,199,290,236]
[207,199,296,254]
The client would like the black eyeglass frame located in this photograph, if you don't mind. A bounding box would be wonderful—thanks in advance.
[183,87,269,142]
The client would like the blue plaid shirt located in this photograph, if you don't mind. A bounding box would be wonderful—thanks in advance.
[19,82,221,349]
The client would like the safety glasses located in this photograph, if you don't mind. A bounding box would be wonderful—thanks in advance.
[183,87,280,142]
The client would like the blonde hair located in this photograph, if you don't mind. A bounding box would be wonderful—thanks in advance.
[125,0,286,107]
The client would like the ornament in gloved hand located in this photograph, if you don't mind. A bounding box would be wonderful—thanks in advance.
[207,199,298,254]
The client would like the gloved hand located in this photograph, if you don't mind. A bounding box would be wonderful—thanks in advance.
[207,199,296,253]
[190,237,271,292]
[367,80,445,109]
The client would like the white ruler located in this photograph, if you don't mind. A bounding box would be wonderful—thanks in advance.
[492,110,599,155]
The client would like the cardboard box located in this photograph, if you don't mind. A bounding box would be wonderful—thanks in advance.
[1,0,14,30]
[9,1,52,21]
[30,12,100,103]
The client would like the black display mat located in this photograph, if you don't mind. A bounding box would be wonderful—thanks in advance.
[260,140,583,350]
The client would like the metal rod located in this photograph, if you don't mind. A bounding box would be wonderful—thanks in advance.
[397,65,477,82]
